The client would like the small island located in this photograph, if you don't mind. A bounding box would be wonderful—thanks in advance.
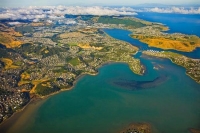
[120,123,152,133]
[190,128,200,133]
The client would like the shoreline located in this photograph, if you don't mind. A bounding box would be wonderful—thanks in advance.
[119,122,152,133]
[142,52,200,84]
[131,36,200,53]
[3,27,198,131]
[0,97,43,133]
[0,61,141,131]
[160,56,200,84]
[1,28,147,127]
[0,71,86,128]
[102,28,139,51]
[0,28,143,128]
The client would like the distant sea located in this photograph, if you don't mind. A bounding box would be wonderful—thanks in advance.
[1,13,200,133]
[136,12,200,37]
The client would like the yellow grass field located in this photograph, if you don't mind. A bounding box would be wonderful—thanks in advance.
[78,28,98,33]
[30,79,50,94]
[78,43,103,50]
[132,35,200,52]
[59,32,86,38]
[0,58,19,69]
[0,32,23,48]
[20,72,30,80]
[30,22,51,27]
[19,71,50,94]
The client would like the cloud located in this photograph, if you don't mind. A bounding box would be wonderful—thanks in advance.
[8,21,23,25]
[63,6,137,16]
[57,19,76,25]
[142,7,200,14]
[0,6,137,21]
[1,6,200,22]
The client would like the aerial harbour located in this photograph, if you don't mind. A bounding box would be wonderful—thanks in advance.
[0,4,200,133]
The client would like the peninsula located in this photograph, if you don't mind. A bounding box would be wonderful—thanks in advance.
[131,25,200,52]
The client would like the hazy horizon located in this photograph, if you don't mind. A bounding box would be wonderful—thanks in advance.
[1,0,200,7]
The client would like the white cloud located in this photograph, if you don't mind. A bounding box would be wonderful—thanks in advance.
[0,12,16,19]
[46,20,53,23]
[1,6,199,22]
[8,21,23,25]
[63,6,137,16]
[57,19,77,25]
[0,6,137,21]
[142,7,200,14]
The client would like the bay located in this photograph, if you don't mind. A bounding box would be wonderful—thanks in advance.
[2,13,200,133]
[5,55,200,133]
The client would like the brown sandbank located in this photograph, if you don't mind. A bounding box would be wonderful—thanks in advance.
[120,122,152,133]
[0,98,44,133]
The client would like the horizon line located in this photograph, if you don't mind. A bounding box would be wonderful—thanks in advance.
[1,3,200,8]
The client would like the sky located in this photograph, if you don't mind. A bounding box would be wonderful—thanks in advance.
[1,0,200,7]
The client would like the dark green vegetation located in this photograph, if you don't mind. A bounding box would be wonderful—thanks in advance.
[15,43,69,58]
[0,45,16,58]
[0,88,12,95]
[65,14,94,21]
[15,25,33,34]
[35,81,60,96]
[68,57,80,66]
[97,16,146,28]
[0,60,5,68]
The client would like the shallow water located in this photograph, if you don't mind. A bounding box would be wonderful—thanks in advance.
[7,54,200,133]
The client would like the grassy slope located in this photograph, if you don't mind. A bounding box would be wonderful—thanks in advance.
[132,35,200,52]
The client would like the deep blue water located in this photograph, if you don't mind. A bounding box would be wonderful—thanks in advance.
[136,12,200,37]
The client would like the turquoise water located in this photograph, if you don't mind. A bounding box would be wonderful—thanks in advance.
[11,54,200,133]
